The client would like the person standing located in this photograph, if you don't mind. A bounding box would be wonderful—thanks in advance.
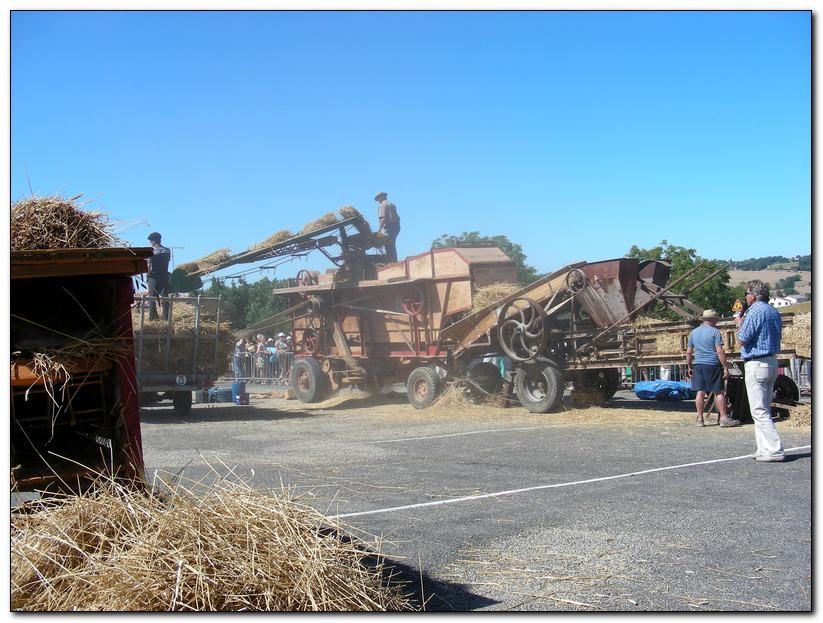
[146,232,171,320]
[686,309,740,427]
[374,191,400,263]
[736,280,785,462]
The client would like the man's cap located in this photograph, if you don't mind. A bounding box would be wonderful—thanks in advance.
[278,332,286,337]
[147,232,162,242]
[701,309,719,320]
[286,335,293,340]
[374,192,388,201]
[267,338,274,343]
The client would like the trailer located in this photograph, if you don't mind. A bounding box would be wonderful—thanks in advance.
[10,248,151,492]
[133,294,225,415]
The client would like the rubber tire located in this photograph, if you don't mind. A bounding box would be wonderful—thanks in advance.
[407,366,441,410]
[772,373,800,420]
[468,362,503,398]
[515,361,564,413]
[292,358,328,403]
[587,368,620,401]
[173,391,193,415]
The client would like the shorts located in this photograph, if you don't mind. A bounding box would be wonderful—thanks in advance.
[692,364,724,393]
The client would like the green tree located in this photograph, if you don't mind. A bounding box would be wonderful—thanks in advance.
[199,277,290,332]
[432,231,541,285]
[626,240,735,320]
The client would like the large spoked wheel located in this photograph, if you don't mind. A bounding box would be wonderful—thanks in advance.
[497,297,548,362]
[292,358,328,403]
[401,287,426,317]
[565,268,588,294]
[772,374,800,420]
[407,366,441,409]
[301,327,321,354]
[514,361,564,413]
[173,390,193,415]
[296,270,319,288]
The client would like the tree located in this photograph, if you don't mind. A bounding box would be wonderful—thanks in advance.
[199,277,291,332]
[626,240,735,320]
[432,231,541,285]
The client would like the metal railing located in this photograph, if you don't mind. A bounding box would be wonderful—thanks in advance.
[231,351,294,385]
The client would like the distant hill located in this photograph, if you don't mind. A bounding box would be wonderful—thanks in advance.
[727,269,812,296]
[723,254,810,271]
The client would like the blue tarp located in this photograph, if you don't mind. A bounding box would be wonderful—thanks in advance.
[633,380,695,401]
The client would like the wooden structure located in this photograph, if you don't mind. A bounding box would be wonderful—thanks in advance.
[10,248,151,491]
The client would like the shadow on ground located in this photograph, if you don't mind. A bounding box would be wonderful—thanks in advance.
[139,404,326,424]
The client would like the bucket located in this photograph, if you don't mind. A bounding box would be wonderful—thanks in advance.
[231,381,246,402]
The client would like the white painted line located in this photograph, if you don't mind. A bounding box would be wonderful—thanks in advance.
[369,426,553,444]
[333,445,811,519]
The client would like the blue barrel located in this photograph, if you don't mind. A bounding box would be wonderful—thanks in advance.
[231,381,246,402]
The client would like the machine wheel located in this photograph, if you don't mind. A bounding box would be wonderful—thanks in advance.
[292,358,328,403]
[772,373,800,420]
[173,391,193,415]
[407,366,441,409]
[589,369,621,401]
[497,297,548,362]
[514,361,564,413]
[467,362,503,399]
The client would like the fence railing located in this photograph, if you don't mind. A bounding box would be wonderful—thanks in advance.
[232,352,294,385]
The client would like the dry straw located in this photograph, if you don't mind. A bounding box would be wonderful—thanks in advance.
[175,261,200,274]
[192,248,232,274]
[471,283,521,314]
[249,230,295,252]
[11,469,414,612]
[781,312,810,358]
[785,403,811,427]
[301,212,338,235]
[11,195,124,251]
[338,206,362,220]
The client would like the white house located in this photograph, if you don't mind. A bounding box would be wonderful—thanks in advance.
[769,294,808,308]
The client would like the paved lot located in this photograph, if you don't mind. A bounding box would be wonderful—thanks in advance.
[140,390,812,612]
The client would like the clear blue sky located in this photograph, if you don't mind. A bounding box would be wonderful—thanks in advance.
[11,10,811,283]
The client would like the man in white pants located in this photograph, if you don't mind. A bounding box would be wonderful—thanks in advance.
[735,280,784,462]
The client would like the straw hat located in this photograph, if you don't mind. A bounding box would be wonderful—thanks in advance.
[701,309,719,320]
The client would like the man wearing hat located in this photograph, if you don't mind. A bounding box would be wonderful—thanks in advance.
[736,280,784,461]
[374,192,400,263]
[686,309,740,427]
[146,232,171,320]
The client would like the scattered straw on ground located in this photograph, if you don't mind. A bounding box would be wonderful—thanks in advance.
[301,212,338,235]
[249,230,295,252]
[471,283,521,313]
[434,383,473,408]
[11,195,125,251]
[782,312,810,358]
[784,403,811,428]
[11,469,413,612]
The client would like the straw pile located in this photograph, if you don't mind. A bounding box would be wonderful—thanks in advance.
[175,261,200,274]
[11,471,414,612]
[631,317,687,354]
[471,283,521,314]
[249,230,295,252]
[193,248,232,274]
[434,383,472,408]
[301,212,338,235]
[781,312,811,358]
[11,195,124,251]
[338,206,373,235]
[785,403,811,428]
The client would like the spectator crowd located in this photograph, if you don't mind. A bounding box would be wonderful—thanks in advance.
[232,332,294,383]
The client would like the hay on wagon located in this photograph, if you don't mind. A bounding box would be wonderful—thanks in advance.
[300,212,338,235]
[471,283,521,314]
[249,230,295,252]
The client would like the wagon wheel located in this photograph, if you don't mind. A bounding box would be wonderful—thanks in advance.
[565,269,587,294]
[401,287,425,316]
[497,297,548,362]
[301,327,321,354]
[296,270,318,288]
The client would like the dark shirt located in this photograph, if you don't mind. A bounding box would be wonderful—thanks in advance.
[148,244,171,277]
[378,200,400,235]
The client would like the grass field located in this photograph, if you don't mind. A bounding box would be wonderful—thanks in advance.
[727,269,812,295]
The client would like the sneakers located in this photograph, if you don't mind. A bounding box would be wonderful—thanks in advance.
[755,454,785,462]
[719,418,742,428]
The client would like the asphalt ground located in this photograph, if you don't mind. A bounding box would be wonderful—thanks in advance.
[139,390,812,612]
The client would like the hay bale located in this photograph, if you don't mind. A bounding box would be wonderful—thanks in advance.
[338,206,362,220]
[782,312,811,358]
[11,472,414,611]
[785,403,811,427]
[433,383,472,408]
[300,212,338,235]
[471,283,520,314]
[175,261,200,274]
[192,248,231,274]
[11,195,124,251]
[249,230,295,252]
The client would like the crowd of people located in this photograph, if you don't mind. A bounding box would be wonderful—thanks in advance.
[232,332,294,383]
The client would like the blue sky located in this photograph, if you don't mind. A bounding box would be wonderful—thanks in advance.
[11,10,811,284]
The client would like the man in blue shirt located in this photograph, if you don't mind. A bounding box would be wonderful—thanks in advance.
[736,280,784,462]
[146,232,171,320]
[686,309,740,427]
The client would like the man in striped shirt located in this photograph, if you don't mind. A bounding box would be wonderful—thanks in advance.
[736,279,784,462]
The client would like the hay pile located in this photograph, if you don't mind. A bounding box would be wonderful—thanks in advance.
[175,261,200,274]
[131,302,234,375]
[11,472,413,612]
[301,212,338,235]
[782,312,811,358]
[434,383,472,408]
[785,403,811,428]
[11,195,124,251]
[338,206,362,220]
[630,317,687,354]
[471,283,521,314]
[194,248,232,274]
[249,230,295,252]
